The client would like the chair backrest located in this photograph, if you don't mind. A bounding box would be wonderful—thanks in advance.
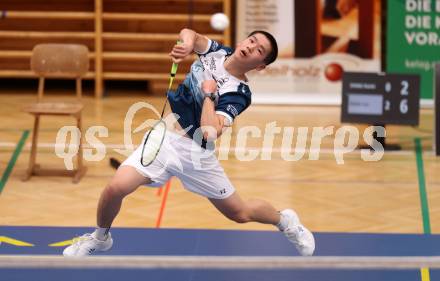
[31,44,89,101]
[31,44,89,78]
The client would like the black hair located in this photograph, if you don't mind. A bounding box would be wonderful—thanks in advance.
[248,30,278,65]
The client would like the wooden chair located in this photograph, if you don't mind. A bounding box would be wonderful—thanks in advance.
[22,44,89,183]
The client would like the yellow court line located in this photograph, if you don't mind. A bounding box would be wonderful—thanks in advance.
[0,236,34,246]
[421,267,431,281]
[48,240,73,247]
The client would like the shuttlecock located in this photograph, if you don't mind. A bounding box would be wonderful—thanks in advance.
[210,13,229,31]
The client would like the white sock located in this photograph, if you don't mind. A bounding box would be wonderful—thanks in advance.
[93,227,110,240]
[276,212,289,231]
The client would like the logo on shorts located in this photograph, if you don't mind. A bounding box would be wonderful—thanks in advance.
[220,189,227,195]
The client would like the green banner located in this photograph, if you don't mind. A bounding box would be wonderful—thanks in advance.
[386,0,440,99]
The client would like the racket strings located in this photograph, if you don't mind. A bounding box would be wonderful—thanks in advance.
[141,44,180,167]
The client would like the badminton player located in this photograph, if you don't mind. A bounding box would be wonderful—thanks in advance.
[63,28,315,257]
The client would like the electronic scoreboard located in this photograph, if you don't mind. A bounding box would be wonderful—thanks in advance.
[341,72,420,125]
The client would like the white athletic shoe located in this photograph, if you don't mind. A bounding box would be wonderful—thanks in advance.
[281,209,315,256]
[63,232,113,257]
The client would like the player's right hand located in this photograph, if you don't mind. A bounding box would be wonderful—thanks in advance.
[169,42,192,64]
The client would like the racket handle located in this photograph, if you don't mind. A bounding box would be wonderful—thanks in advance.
[168,40,181,89]
[170,63,179,77]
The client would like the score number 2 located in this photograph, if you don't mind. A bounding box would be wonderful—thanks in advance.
[400,80,408,114]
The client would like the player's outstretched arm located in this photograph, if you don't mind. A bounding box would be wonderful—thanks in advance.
[169,28,210,63]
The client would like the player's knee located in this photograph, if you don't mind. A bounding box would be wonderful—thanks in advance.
[105,180,130,198]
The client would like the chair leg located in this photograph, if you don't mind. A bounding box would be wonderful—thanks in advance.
[73,114,86,183]
[23,115,40,181]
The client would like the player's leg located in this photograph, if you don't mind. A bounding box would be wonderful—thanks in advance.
[97,165,152,228]
[63,166,151,257]
[63,129,174,257]
[209,192,315,256]
[208,191,280,225]
[172,134,315,255]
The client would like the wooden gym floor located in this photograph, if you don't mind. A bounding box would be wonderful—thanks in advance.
[0,91,439,234]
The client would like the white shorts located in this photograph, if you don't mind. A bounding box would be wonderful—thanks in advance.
[121,130,235,199]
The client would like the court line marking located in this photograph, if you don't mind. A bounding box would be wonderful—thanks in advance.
[0,130,29,194]
[414,137,431,281]
[155,179,172,228]
[414,138,431,234]
[36,171,430,187]
[1,255,440,269]
[222,177,424,186]
[0,141,422,156]
[421,267,431,281]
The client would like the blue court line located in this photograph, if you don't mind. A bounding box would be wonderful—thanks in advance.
[0,268,425,281]
[1,227,440,281]
[1,226,440,256]
[0,130,29,194]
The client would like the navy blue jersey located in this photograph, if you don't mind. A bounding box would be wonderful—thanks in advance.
[168,39,252,147]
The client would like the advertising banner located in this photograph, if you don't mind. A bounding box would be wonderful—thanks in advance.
[386,0,440,100]
[236,0,381,105]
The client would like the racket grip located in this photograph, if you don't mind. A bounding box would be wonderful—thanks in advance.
[171,63,179,77]
[170,40,181,78]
